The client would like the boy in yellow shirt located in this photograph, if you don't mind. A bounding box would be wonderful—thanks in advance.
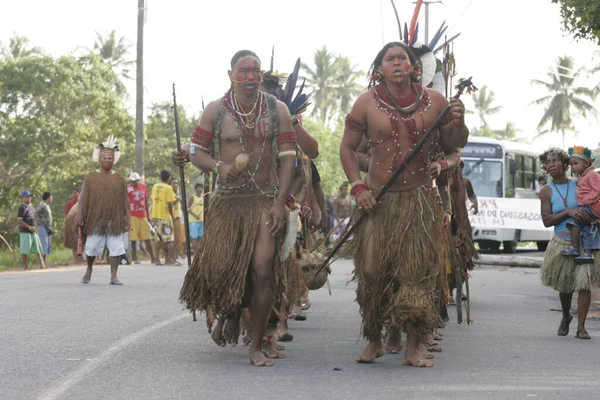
[150,170,178,265]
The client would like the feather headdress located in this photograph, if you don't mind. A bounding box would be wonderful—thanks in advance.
[568,146,595,162]
[263,52,311,117]
[92,135,121,164]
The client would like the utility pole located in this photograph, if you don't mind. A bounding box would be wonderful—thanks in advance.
[414,1,442,44]
[135,0,145,177]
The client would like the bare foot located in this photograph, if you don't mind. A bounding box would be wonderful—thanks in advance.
[277,320,294,342]
[222,317,241,347]
[211,318,226,347]
[418,343,434,360]
[262,336,286,359]
[356,340,385,363]
[403,355,434,367]
[276,343,286,351]
[262,336,285,358]
[385,328,402,354]
[249,350,274,367]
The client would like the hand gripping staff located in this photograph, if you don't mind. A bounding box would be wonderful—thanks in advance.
[314,77,477,277]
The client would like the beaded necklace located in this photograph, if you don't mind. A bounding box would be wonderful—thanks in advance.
[221,91,277,197]
[372,82,437,184]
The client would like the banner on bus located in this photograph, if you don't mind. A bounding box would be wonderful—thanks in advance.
[468,197,551,231]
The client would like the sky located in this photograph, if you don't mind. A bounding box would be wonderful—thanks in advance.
[1,0,599,151]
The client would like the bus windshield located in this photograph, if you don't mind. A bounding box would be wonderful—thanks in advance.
[462,159,503,198]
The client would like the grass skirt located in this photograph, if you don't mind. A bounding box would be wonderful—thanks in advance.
[63,218,77,250]
[540,234,600,293]
[179,188,281,326]
[350,187,443,339]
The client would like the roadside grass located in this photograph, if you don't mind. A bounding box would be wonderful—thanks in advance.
[0,247,74,271]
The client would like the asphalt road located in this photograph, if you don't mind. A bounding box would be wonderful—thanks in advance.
[1,259,600,400]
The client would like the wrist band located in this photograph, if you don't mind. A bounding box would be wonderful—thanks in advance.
[351,179,365,188]
[351,183,369,197]
[435,159,449,172]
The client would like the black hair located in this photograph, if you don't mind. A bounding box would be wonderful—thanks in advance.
[230,50,260,70]
[539,148,570,173]
[195,183,203,190]
[72,188,80,193]
[367,42,416,89]
[459,160,465,168]
[160,170,171,183]
[42,192,52,201]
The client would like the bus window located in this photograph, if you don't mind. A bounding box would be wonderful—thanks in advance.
[515,154,525,189]
[524,156,535,191]
[462,159,503,198]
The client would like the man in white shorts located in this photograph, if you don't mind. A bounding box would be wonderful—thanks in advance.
[75,136,130,285]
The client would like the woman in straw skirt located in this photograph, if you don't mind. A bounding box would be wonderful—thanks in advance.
[538,148,600,339]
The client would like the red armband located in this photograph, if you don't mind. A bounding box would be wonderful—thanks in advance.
[351,183,369,198]
[277,130,297,146]
[191,126,213,149]
[345,114,367,132]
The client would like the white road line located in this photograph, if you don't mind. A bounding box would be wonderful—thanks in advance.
[37,312,189,400]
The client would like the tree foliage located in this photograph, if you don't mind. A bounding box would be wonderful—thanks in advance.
[303,117,346,197]
[0,54,134,217]
[530,55,599,147]
[468,85,503,128]
[0,33,45,59]
[143,102,199,187]
[302,47,364,125]
[90,30,134,96]
[552,0,600,43]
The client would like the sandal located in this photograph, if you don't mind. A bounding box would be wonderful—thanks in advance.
[575,328,591,339]
[557,315,573,336]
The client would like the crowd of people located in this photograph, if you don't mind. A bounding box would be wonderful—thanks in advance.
[12,33,600,369]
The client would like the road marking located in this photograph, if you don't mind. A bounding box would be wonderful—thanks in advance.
[37,312,189,400]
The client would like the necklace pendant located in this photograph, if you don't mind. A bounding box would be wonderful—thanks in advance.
[563,199,567,207]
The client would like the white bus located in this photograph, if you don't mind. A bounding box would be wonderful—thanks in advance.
[461,136,553,253]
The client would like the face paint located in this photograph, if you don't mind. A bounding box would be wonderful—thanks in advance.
[380,46,412,83]
[230,56,263,96]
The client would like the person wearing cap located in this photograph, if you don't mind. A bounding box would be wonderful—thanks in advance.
[127,172,158,264]
[37,191,53,261]
[17,190,39,270]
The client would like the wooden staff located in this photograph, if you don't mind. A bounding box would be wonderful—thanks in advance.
[172,83,195,322]
[314,78,477,277]
[0,233,16,261]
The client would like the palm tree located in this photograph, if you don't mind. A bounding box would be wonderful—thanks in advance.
[468,85,503,128]
[334,56,364,117]
[302,47,339,123]
[530,56,599,148]
[91,30,134,95]
[0,33,44,59]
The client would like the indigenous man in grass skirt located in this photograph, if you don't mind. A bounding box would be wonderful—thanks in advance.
[340,41,468,367]
[75,136,130,285]
[173,50,296,367]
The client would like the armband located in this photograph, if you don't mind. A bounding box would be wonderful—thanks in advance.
[278,150,297,159]
[191,126,213,148]
[345,114,367,132]
[277,130,297,146]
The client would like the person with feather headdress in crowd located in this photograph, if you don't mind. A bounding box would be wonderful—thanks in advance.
[74,136,130,285]
[172,50,296,367]
[339,0,469,367]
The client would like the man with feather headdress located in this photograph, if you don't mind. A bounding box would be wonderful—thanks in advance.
[173,50,296,367]
[75,136,130,285]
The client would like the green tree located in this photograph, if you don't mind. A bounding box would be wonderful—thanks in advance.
[334,57,364,117]
[91,30,134,95]
[143,102,199,188]
[530,55,599,147]
[302,47,339,124]
[468,85,503,128]
[471,121,520,141]
[0,33,45,59]
[303,117,346,197]
[552,0,600,43]
[0,54,133,219]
